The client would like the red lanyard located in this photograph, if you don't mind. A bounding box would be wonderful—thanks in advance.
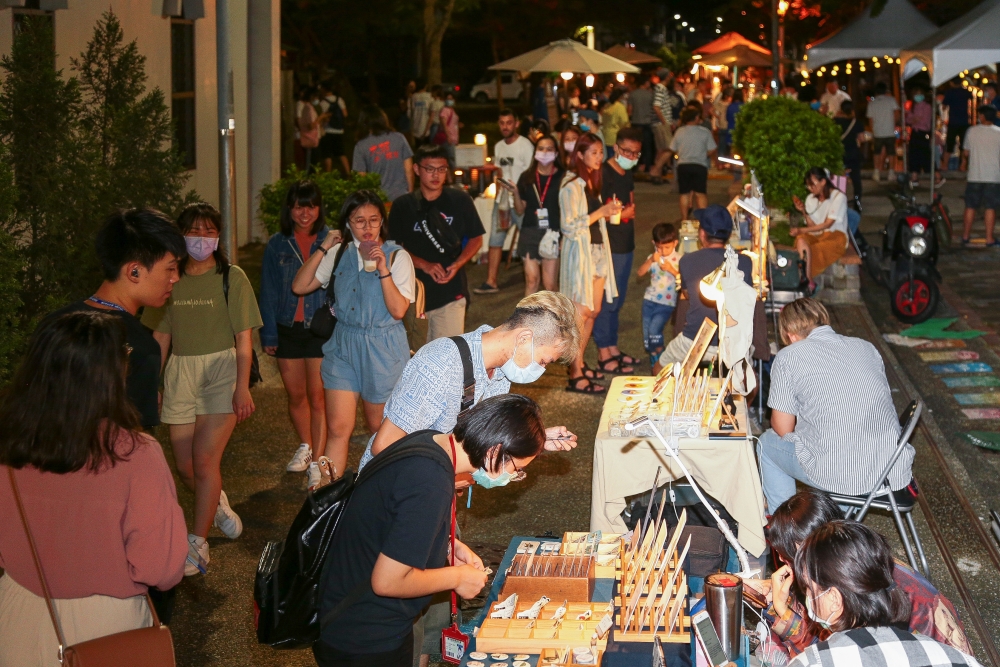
[448,436,457,569]
[535,171,554,206]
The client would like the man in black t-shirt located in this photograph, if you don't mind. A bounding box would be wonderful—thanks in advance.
[592,127,642,374]
[388,144,485,342]
[45,209,187,430]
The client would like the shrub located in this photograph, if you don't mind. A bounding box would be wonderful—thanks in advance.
[258,167,386,236]
[732,96,843,213]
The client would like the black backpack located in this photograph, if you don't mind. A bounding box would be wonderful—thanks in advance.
[326,96,345,131]
[253,437,448,649]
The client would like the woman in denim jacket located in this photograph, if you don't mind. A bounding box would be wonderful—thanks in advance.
[260,181,340,477]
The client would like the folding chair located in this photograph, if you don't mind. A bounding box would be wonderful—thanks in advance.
[826,400,930,578]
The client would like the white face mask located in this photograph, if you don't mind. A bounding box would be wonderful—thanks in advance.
[805,588,836,630]
[535,150,557,165]
[563,140,576,153]
[500,337,546,384]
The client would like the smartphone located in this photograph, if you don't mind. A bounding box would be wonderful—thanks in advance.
[498,177,517,191]
[692,610,732,667]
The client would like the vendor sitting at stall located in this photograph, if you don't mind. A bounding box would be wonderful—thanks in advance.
[745,489,971,659]
[786,521,982,667]
[652,205,753,372]
[759,298,910,512]
[316,394,546,667]
[790,168,849,292]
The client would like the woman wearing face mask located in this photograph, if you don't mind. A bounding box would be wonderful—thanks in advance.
[316,394,545,667]
[905,87,946,190]
[260,181,341,477]
[292,190,414,486]
[559,132,623,394]
[559,124,583,170]
[142,203,263,576]
[512,136,564,295]
[788,521,982,667]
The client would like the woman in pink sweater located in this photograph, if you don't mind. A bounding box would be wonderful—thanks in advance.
[0,311,188,666]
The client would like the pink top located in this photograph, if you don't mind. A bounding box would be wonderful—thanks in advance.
[440,106,459,145]
[906,101,932,132]
[0,431,187,599]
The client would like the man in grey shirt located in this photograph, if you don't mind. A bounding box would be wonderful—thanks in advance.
[759,298,909,512]
[627,75,655,175]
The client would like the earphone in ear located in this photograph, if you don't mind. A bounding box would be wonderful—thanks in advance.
[131,268,140,278]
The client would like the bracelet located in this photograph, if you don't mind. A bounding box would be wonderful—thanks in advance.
[317,246,329,255]
[378,273,392,280]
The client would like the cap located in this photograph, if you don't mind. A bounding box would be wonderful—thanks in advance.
[697,205,733,240]
[657,68,671,79]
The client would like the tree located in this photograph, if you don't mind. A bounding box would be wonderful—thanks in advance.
[424,0,458,85]
[0,146,25,384]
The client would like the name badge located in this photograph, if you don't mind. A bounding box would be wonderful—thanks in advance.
[536,208,549,228]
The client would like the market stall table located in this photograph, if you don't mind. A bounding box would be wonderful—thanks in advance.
[589,376,767,558]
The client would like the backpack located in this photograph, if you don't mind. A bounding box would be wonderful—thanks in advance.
[254,437,449,649]
[325,96,345,131]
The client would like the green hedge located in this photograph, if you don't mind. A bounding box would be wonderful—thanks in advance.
[732,96,843,213]
[258,167,387,236]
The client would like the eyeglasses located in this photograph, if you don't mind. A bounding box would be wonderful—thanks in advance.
[124,343,133,357]
[419,165,450,175]
[350,217,383,229]
[506,455,527,482]
[617,145,641,159]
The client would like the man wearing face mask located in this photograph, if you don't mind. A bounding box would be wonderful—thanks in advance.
[590,127,643,375]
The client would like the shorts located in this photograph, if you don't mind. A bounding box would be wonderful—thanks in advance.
[590,243,609,279]
[946,124,968,154]
[676,163,708,194]
[652,123,672,152]
[318,133,344,159]
[489,209,522,248]
[658,333,718,368]
[873,136,896,154]
[964,182,1000,210]
[517,226,551,260]
[161,348,237,423]
[276,322,325,359]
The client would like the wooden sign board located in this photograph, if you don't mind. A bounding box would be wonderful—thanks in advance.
[680,318,718,379]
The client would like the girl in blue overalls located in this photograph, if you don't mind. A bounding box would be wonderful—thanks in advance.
[293,190,414,482]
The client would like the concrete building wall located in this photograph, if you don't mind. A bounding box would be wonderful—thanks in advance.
[0,0,279,245]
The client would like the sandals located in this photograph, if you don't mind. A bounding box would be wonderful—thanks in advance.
[567,376,606,394]
[597,354,636,374]
[582,364,605,381]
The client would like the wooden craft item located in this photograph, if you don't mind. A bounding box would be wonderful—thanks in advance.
[636,549,670,634]
[642,468,662,535]
[680,319,718,379]
[666,579,688,636]
[627,517,656,584]
[708,369,733,427]
[652,535,691,634]
[622,522,668,631]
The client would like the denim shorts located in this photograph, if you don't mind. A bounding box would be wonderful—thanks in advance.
[965,182,1000,210]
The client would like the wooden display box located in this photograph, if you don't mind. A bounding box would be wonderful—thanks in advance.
[539,647,604,665]
[475,602,610,654]
[499,556,596,602]
[613,607,691,644]
[560,534,622,579]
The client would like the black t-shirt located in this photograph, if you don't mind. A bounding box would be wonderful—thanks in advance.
[319,430,455,653]
[679,247,754,343]
[835,117,862,164]
[44,301,162,428]
[517,168,563,231]
[388,189,486,312]
[588,162,636,253]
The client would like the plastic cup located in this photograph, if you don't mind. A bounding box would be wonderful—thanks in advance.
[609,210,621,225]
[359,241,378,272]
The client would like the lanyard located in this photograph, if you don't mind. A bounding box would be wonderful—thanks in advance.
[535,171,554,206]
[448,436,459,615]
[87,296,127,313]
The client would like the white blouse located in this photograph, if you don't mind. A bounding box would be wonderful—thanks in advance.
[804,189,848,242]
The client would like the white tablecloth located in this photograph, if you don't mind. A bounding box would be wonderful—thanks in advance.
[589,376,768,557]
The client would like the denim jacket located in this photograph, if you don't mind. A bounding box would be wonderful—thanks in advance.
[259,226,331,348]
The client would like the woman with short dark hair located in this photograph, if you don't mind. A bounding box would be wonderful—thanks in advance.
[790,167,849,289]
[0,312,187,664]
[293,189,414,484]
[316,393,547,667]
[352,104,414,201]
[789,521,982,667]
[260,181,339,476]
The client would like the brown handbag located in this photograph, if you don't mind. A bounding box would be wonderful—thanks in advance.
[8,467,176,666]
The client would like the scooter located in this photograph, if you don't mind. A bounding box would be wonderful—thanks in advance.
[862,188,949,323]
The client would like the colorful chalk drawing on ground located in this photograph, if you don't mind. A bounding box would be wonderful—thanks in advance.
[916,339,968,350]
[942,376,1000,388]
[953,393,1000,406]
[929,362,993,374]
[962,432,1000,451]
[961,408,1000,420]
[918,350,980,363]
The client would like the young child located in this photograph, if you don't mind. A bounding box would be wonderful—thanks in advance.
[637,223,680,367]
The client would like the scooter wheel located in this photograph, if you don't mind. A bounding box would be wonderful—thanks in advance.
[891,278,939,324]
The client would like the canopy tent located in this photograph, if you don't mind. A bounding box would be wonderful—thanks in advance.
[900,0,1000,86]
[489,39,640,73]
[693,32,770,57]
[604,44,662,65]
[804,0,936,69]
[697,45,773,69]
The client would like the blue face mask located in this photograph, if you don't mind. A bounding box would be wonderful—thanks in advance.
[471,466,514,488]
[913,94,925,103]
[500,338,546,384]
[810,101,822,110]
[616,154,638,170]
[579,122,591,132]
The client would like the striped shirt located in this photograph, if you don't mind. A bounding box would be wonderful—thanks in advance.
[768,325,909,495]
[652,83,668,126]
[789,626,983,667]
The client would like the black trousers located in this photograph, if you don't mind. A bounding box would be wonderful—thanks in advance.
[313,633,414,667]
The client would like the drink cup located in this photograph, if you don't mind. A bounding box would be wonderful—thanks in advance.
[608,197,621,225]
[359,241,378,272]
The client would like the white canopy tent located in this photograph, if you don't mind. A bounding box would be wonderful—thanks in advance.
[804,0,937,69]
[899,0,1000,86]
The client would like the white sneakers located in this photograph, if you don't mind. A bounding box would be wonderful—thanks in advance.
[286,443,312,472]
[213,489,243,539]
[307,461,323,489]
[185,534,209,577]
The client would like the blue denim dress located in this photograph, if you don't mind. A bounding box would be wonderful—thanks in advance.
[319,241,410,403]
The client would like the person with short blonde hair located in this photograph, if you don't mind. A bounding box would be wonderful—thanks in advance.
[758,298,908,512]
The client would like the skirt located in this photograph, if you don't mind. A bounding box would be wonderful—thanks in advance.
[801,230,848,278]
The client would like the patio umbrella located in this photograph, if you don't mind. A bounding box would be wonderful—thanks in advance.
[694,32,771,57]
[604,44,662,66]
[489,39,640,73]
[697,45,773,68]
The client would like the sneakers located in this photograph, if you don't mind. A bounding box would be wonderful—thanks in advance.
[472,282,500,294]
[213,489,243,539]
[308,457,337,490]
[185,534,209,576]
[286,443,312,472]
[872,169,880,182]
[307,461,323,489]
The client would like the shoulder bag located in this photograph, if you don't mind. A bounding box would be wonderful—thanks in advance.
[7,467,176,666]
[222,265,262,388]
[308,242,348,340]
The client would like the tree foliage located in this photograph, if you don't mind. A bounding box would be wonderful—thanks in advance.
[258,167,386,236]
[732,96,843,212]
